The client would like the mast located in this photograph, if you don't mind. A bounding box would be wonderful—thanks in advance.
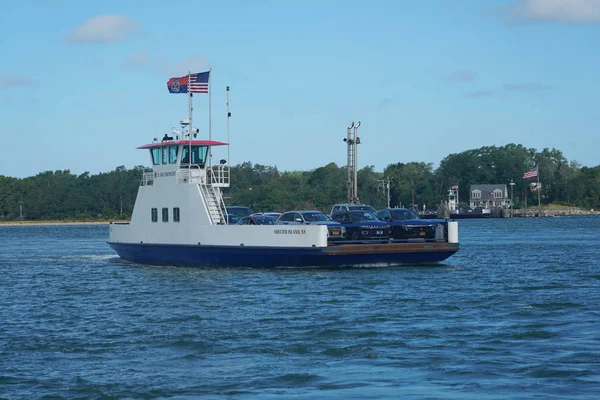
[208,66,213,168]
[227,86,231,164]
[353,121,361,203]
[456,184,459,208]
[537,165,541,217]
[346,122,354,204]
[209,65,212,141]
[188,71,192,171]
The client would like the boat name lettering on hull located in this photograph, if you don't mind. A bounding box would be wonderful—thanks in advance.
[274,229,306,235]
[154,172,177,178]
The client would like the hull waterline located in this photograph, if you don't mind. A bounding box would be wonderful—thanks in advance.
[108,241,460,267]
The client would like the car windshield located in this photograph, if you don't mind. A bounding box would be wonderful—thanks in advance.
[257,216,276,225]
[227,207,253,217]
[390,209,419,220]
[227,214,241,224]
[349,211,379,221]
[301,212,331,222]
[349,205,376,213]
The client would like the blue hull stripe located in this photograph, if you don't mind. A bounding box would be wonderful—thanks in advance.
[108,242,459,267]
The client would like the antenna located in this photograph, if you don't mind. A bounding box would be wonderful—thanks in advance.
[344,121,362,204]
[345,122,354,204]
[227,86,230,166]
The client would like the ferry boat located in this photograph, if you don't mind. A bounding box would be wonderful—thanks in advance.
[107,127,459,267]
[108,78,459,267]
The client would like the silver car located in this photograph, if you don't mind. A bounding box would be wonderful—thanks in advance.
[275,210,346,241]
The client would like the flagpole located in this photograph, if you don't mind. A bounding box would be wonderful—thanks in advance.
[188,71,192,171]
[226,85,230,165]
[208,65,212,142]
[537,165,541,217]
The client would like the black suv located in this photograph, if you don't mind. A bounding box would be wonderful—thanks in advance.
[331,210,391,241]
[376,208,437,240]
[225,206,254,218]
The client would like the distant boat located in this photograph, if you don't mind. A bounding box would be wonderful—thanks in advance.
[449,207,491,219]
[445,185,492,219]
[419,209,438,219]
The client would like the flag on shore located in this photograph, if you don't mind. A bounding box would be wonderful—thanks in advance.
[523,166,538,179]
[167,71,210,94]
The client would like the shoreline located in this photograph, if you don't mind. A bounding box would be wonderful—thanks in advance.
[0,221,117,227]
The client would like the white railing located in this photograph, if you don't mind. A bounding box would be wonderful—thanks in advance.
[140,170,154,186]
[177,168,191,184]
[176,166,204,184]
[175,165,229,187]
[199,184,226,224]
[210,165,230,187]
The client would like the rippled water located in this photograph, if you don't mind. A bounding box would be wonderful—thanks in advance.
[1,216,599,399]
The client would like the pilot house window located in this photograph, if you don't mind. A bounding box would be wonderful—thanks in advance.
[173,207,180,222]
[151,208,158,222]
[151,149,161,165]
[169,146,178,164]
[181,145,208,167]
[162,207,169,222]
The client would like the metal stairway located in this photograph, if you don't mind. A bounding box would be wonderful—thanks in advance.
[200,184,225,224]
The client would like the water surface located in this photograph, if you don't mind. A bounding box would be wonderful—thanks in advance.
[1,216,599,399]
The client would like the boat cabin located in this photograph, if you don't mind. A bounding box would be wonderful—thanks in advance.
[137,138,230,188]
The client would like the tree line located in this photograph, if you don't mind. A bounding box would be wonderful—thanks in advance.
[1,144,598,221]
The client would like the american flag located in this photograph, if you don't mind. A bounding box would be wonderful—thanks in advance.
[523,167,538,179]
[188,71,210,93]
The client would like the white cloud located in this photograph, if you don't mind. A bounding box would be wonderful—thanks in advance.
[506,0,600,24]
[165,56,210,76]
[66,15,142,43]
[0,73,34,89]
[122,51,153,68]
[121,53,209,76]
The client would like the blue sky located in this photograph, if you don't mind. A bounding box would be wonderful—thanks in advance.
[1,0,599,178]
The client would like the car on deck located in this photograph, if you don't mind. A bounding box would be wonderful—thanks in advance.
[329,203,377,216]
[237,215,277,225]
[226,206,254,218]
[274,210,346,241]
[330,210,392,241]
[251,212,282,219]
[225,214,241,225]
[376,208,438,240]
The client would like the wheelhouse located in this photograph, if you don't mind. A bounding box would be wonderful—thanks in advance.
[138,140,227,169]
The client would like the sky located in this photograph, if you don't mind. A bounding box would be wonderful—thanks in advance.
[1,0,599,179]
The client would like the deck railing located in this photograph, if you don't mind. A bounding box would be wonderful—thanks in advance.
[140,170,154,186]
[210,165,230,187]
